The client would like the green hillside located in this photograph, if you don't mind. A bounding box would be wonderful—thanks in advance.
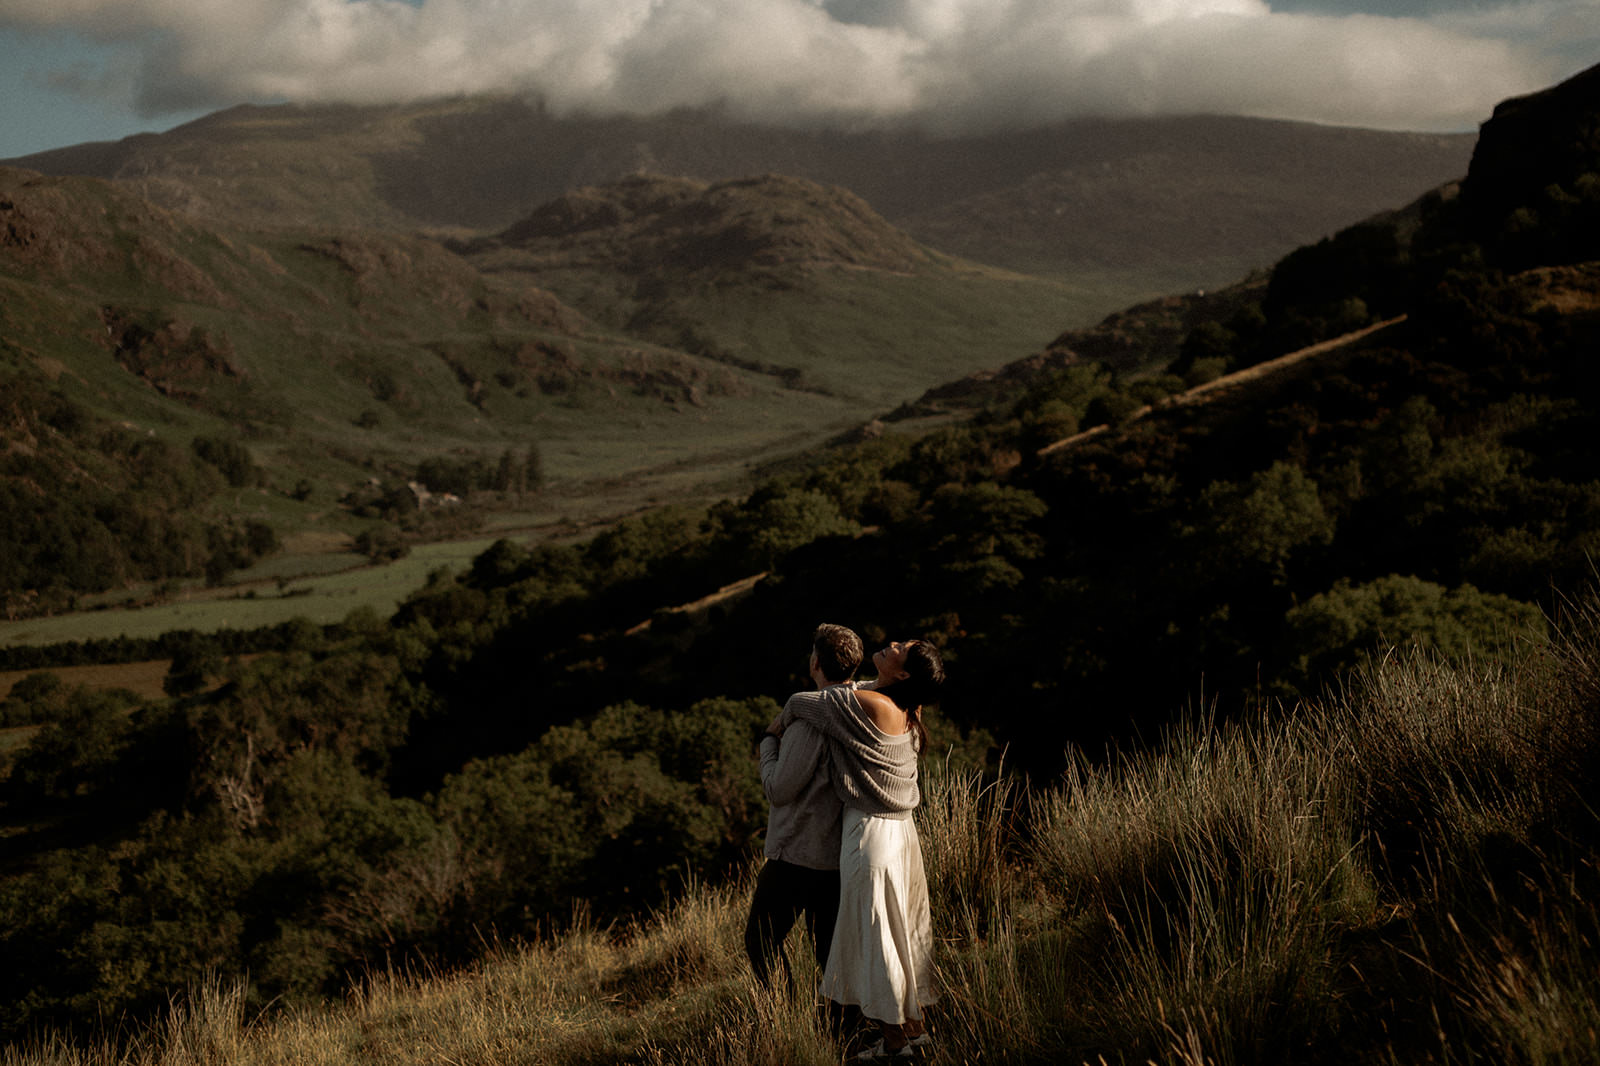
[0,165,1077,616]
[461,172,1076,405]
[0,61,1596,1062]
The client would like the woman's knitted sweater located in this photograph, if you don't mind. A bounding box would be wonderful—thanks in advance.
[782,685,919,818]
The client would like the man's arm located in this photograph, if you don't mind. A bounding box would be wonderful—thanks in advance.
[760,717,827,806]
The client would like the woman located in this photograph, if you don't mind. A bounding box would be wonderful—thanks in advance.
[777,639,944,1060]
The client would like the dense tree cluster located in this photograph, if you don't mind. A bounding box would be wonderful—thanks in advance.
[0,637,783,1033]
[0,384,280,615]
[415,446,543,498]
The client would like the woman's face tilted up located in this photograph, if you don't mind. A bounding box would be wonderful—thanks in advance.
[872,640,919,683]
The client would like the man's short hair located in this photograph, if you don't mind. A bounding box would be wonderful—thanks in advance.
[812,623,864,684]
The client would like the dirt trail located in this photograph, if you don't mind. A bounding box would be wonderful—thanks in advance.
[625,571,769,635]
[1037,315,1407,458]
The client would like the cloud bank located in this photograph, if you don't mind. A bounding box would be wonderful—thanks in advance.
[1,0,1594,132]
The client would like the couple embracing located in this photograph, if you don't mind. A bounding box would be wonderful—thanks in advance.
[747,623,945,1060]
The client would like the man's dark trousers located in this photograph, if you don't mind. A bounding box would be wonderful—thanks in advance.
[744,857,840,989]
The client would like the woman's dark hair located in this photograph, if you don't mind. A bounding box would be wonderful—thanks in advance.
[880,640,944,755]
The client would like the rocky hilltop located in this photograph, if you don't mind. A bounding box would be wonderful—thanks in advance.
[483,174,937,276]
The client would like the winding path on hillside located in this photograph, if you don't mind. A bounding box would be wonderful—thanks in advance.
[616,317,1413,633]
[1036,315,1408,458]
[624,571,770,635]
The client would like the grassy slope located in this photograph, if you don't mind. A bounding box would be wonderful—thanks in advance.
[497,260,1083,409]
[463,172,1089,405]
[11,600,1599,1065]
[0,162,1071,515]
[0,165,1080,468]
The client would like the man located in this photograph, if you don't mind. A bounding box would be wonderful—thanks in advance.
[745,622,864,989]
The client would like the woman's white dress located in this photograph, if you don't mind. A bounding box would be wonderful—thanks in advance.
[818,727,935,1024]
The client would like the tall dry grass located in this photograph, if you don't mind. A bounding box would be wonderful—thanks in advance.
[1028,710,1371,1064]
[918,758,1024,940]
[0,874,837,1066]
[914,760,1083,1062]
[1324,594,1600,1064]
[0,975,249,1066]
[1441,856,1600,1065]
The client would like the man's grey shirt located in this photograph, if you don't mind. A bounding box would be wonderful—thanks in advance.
[758,688,849,870]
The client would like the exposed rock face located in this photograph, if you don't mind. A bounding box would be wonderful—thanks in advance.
[100,307,244,400]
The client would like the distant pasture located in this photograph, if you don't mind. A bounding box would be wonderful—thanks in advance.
[0,537,506,649]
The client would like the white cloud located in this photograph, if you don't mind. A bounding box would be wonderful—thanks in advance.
[0,0,1588,132]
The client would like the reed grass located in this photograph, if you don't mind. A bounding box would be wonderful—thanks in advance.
[918,758,1025,941]
[1029,709,1371,1064]
[1442,855,1600,1065]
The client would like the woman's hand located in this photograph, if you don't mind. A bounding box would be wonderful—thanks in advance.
[766,713,786,737]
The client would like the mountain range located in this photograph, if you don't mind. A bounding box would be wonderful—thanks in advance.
[9,102,1474,288]
[0,99,1482,610]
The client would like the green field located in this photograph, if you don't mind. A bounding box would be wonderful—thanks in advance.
[0,538,494,647]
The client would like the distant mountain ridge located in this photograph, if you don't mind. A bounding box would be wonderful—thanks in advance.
[8,100,1475,288]
[458,172,977,374]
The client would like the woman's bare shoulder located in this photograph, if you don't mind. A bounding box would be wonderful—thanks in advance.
[854,688,908,734]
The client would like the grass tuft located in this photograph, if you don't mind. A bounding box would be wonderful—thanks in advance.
[1032,711,1370,1063]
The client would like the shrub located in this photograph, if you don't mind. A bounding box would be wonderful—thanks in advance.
[353,525,409,563]
[190,436,261,488]
[1083,389,1145,428]
[1183,355,1229,388]
[1281,574,1546,694]
[0,671,65,727]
